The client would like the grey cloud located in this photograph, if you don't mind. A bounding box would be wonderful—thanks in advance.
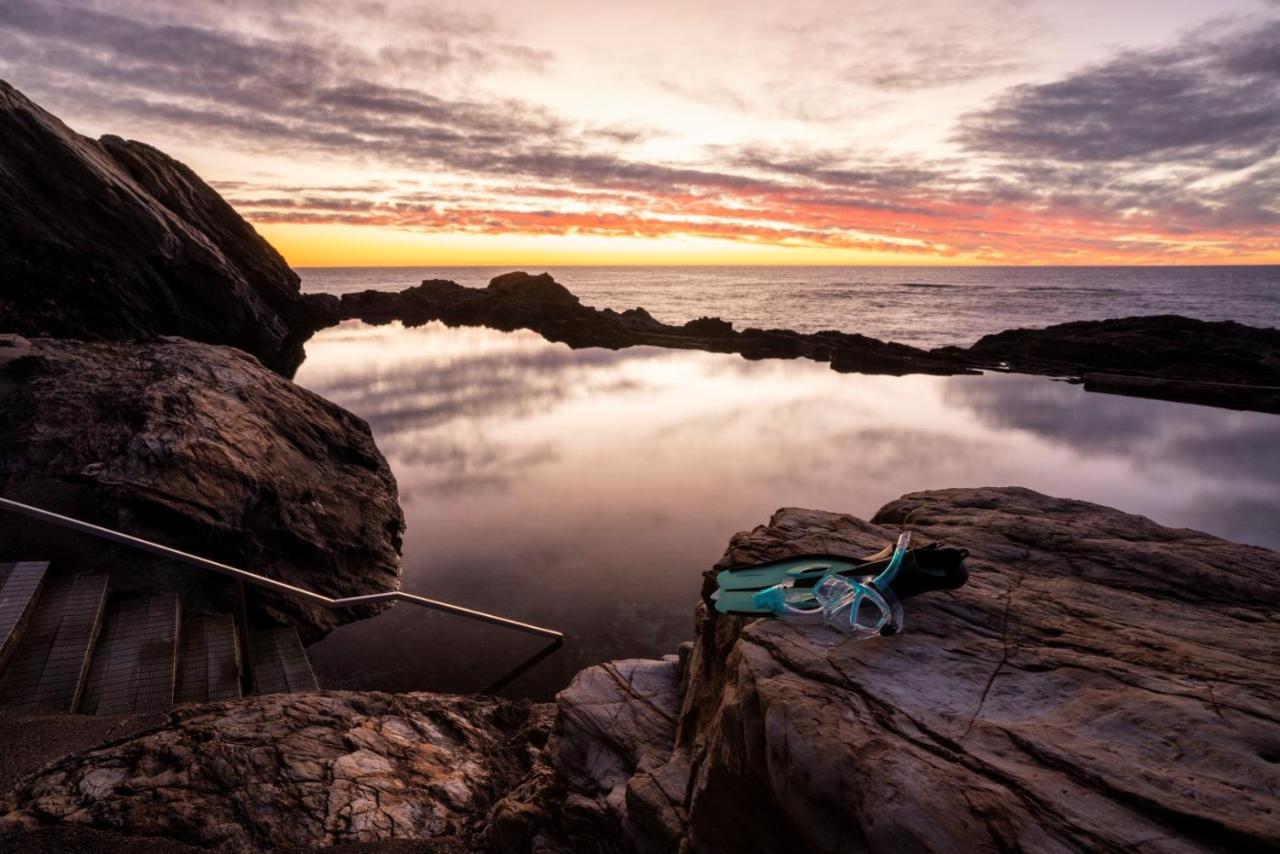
[958,17,1280,166]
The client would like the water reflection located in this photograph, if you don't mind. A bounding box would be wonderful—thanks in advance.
[294,321,1280,698]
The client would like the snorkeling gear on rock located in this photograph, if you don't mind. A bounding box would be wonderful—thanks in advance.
[712,531,968,638]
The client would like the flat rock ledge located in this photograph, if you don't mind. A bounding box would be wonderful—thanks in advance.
[4,488,1278,852]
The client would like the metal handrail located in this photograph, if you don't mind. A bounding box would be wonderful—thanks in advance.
[0,496,563,640]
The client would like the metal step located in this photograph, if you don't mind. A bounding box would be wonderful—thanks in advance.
[0,561,48,672]
[175,614,242,704]
[79,593,181,714]
[0,574,109,711]
[248,627,318,695]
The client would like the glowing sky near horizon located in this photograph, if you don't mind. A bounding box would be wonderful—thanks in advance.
[2,0,1278,265]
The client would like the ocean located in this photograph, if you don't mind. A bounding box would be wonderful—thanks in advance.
[297,265,1280,348]
[290,267,1280,698]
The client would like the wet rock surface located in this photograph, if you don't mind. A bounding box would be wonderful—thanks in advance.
[0,81,322,373]
[0,692,553,852]
[4,488,1277,852]
[0,336,404,638]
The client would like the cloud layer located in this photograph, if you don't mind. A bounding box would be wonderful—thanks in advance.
[1,0,1277,262]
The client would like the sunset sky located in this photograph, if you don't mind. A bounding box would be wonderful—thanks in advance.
[2,0,1278,265]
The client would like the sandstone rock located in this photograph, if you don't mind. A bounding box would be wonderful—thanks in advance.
[0,337,404,638]
[0,692,553,852]
[0,81,319,373]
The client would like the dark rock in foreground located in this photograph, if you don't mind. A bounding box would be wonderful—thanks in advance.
[0,81,325,374]
[0,335,404,639]
[8,488,1277,851]
[334,272,978,378]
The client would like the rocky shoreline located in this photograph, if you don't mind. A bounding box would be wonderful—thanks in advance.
[322,273,1280,414]
[2,78,1279,852]
[3,487,1277,852]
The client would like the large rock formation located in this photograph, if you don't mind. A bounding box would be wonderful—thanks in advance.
[506,487,1280,852]
[0,335,404,638]
[6,488,1276,852]
[0,81,324,374]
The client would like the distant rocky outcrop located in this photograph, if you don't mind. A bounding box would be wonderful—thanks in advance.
[335,272,978,377]
[329,273,1280,412]
[944,315,1280,412]
[0,81,326,374]
[0,335,404,639]
[8,488,1276,852]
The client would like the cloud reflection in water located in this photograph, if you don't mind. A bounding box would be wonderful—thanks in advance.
[295,321,1280,698]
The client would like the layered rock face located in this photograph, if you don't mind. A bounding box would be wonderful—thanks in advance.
[0,81,321,373]
[0,335,404,638]
[4,488,1277,852]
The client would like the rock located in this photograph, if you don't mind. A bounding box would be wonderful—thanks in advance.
[4,488,1276,852]
[0,691,553,852]
[667,488,1280,852]
[504,487,1280,852]
[329,277,1280,410]
[487,272,581,307]
[941,315,1280,411]
[0,81,318,373]
[333,273,976,378]
[0,337,404,638]
[681,317,734,338]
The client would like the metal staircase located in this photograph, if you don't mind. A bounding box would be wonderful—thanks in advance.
[0,561,317,714]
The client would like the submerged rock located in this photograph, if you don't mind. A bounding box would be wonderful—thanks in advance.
[0,336,404,638]
[0,81,324,374]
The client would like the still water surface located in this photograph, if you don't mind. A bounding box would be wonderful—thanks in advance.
[293,320,1280,699]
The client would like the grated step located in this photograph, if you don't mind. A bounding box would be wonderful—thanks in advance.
[79,593,180,714]
[0,574,109,711]
[0,561,48,672]
[248,627,318,695]
[175,614,242,704]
